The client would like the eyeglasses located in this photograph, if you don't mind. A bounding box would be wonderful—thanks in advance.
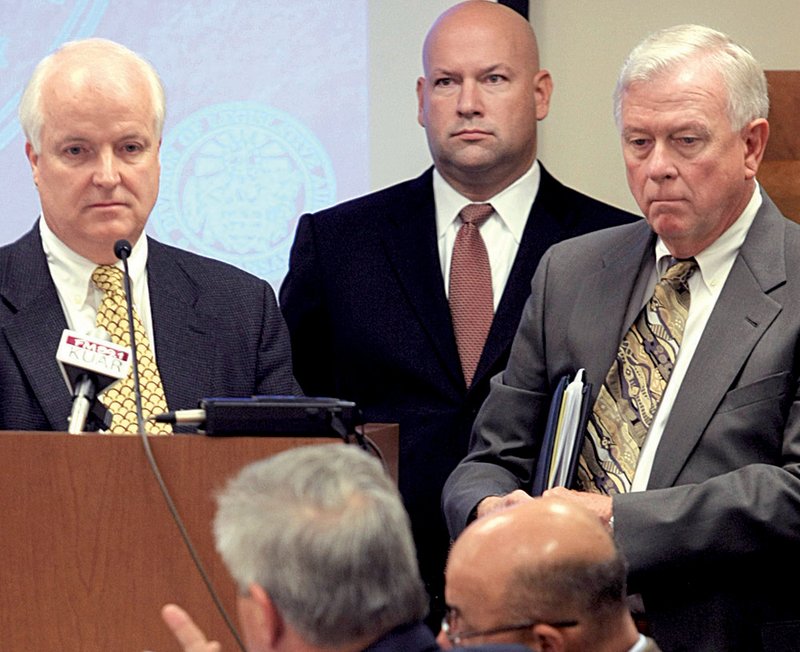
[441,609,578,646]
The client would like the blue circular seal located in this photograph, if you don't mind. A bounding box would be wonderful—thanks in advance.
[151,101,337,288]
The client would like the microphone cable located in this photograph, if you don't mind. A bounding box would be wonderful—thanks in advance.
[114,239,246,652]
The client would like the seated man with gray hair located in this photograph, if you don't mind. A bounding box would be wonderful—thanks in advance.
[155,444,533,652]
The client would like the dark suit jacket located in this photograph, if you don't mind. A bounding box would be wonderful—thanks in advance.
[0,225,298,431]
[279,165,637,617]
[443,191,800,651]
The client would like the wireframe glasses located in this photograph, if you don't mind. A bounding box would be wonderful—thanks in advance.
[441,609,578,646]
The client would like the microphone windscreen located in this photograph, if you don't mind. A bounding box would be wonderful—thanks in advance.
[114,239,133,260]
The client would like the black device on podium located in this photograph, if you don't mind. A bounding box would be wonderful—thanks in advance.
[200,396,362,438]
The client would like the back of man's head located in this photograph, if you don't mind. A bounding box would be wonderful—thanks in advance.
[443,497,639,651]
[214,444,428,648]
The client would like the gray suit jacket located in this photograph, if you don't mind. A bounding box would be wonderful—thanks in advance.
[0,224,299,431]
[443,191,800,651]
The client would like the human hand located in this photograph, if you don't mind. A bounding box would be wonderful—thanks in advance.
[151,603,222,652]
[476,489,533,519]
[542,487,613,529]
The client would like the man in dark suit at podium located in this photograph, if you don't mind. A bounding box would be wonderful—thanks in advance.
[0,38,298,434]
[279,0,636,623]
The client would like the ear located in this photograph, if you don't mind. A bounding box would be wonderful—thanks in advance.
[742,118,769,180]
[530,623,568,652]
[533,69,553,121]
[237,583,284,651]
[416,77,427,128]
[25,142,40,186]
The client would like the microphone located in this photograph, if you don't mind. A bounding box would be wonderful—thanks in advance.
[114,238,146,435]
[111,239,248,650]
[56,328,131,434]
[153,396,362,439]
[114,239,132,260]
[154,408,207,426]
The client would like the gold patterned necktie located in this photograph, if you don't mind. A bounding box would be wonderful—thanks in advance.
[449,203,495,388]
[577,257,697,494]
[92,265,172,435]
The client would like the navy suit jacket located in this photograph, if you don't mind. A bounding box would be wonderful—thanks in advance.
[0,224,298,431]
[279,165,637,614]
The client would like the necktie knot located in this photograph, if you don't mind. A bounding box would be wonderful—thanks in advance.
[92,265,125,296]
[661,257,697,292]
[459,203,494,227]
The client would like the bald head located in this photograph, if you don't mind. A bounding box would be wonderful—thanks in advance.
[456,496,615,569]
[441,498,635,649]
[416,0,552,201]
[422,1,541,74]
[448,498,616,616]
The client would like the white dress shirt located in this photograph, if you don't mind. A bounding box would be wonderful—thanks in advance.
[39,216,158,357]
[629,633,650,652]
[433,161,540,311]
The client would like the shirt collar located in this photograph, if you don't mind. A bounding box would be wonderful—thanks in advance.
[39,215,149,305]
[433,160,541,241]
[654,183,762,292]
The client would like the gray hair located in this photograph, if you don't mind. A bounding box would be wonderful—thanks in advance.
[614,24,768,131]
[214,444,428,647]
[18,37,166,153]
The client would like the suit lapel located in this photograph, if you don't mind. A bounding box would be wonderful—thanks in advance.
[473,170,560,385]
[378,169,465,387]
[0,231,223,425]
[473,169,646,390]
[0,226,73,429]
[147,241,216,412]
[649,195,787,487]
[572,224,656,388]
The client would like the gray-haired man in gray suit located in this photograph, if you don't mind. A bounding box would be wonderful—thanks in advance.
[444,24,800,652]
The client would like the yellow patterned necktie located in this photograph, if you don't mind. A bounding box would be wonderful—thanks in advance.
[92,265,172,435]
[577,257,697,494]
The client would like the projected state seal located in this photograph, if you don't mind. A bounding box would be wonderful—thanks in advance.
[151,101,336,288]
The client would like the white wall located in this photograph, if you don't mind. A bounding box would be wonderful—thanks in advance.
[368,1,459,191]
[533,0,800,213]
[369,1,800,213]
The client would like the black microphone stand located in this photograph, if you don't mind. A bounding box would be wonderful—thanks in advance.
[112,239,246,652]
[113,239,146,435]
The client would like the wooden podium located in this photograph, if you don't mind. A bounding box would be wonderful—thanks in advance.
[0,425,397,651]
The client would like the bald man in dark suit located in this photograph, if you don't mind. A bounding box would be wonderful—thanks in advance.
[280,1,635,627]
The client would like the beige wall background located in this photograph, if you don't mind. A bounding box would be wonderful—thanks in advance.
[370,1,800,214]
